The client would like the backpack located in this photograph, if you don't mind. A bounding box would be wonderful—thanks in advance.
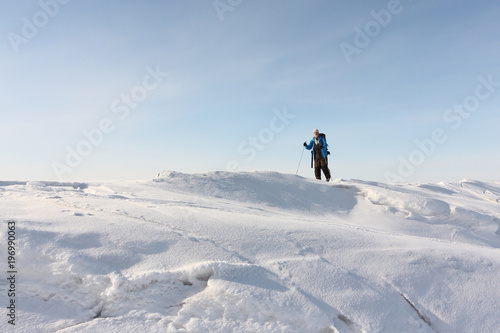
[319,133,331,155]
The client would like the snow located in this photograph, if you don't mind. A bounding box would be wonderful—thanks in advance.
[1,171,499,332]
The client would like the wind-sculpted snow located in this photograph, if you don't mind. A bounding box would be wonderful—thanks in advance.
[0,172,499,332]
[154,171,359,214]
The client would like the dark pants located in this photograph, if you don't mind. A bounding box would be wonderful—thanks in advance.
[314,156,331,180]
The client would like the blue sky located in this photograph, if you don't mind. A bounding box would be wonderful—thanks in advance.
[1,0,499,182]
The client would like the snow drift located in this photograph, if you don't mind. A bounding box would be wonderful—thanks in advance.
[0,171,499,332]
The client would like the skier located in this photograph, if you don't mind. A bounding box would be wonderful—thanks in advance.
[303,129,331,182]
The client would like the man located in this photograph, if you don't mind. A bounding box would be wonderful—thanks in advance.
[304,129,331,181]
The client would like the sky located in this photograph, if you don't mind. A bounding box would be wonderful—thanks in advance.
[1,0,499,182]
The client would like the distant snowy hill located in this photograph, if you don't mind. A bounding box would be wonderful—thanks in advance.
[1,171,499,332]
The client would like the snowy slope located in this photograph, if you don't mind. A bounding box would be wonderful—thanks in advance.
[1,171,499,333]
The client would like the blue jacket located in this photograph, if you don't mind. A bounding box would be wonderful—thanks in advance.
[305,136,328,159]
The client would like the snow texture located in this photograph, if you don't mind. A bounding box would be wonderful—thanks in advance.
[1,171,499,332]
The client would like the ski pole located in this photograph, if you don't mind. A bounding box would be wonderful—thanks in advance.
[295,148,305,175]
